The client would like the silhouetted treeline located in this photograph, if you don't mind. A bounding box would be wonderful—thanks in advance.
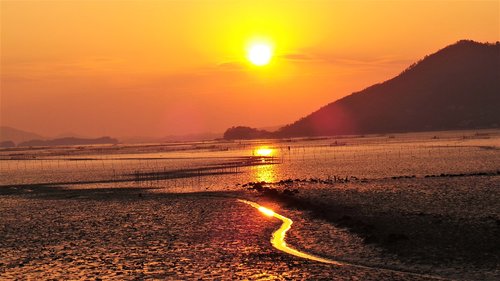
[223,126,272,140]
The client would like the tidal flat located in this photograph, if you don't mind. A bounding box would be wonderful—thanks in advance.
[1,130,499,280]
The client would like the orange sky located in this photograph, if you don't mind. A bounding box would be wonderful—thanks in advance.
[1,0,499,138]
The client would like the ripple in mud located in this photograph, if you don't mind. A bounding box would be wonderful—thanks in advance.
[1,188,443,280]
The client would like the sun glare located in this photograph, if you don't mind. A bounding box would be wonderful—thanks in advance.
[254,147,273,157]
[247,44,273,66]
[258,206,275,217]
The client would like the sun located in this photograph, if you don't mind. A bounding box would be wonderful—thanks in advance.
[247,44,273,66]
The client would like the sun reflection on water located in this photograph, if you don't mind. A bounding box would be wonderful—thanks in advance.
[238,199,344,266]
[253,146,274,157]
[258,206,275,217]
[251,146,278,182]
[254,164,276,183]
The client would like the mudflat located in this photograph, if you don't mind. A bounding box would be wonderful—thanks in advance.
[0,186,438,280]
[1,131,499,280]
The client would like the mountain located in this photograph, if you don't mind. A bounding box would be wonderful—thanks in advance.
[0,126,45,145]
[18,136,119,147]
[275,40,500,137]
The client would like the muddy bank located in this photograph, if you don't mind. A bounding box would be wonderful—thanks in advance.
[243,175,500,280]
[0,186,438,280]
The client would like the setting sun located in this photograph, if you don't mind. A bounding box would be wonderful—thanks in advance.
[1,1,499,279]
[247,44,273,66]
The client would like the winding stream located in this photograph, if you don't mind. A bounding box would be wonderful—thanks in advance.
[238,199,343,265]
[238,199,451,280]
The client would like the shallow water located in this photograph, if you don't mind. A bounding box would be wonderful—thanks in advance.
[1,130,499,190]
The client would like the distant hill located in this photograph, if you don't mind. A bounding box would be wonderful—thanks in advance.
[0,141,16,148]
[274,40,499,137]
[159,132,222,142]
[18,136,119,147]
[53,132,90,139]
[0,126,45,145]
[223,126,273,140]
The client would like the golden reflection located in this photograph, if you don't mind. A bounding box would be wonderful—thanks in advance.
[237,199,343,265]
[254,146,274,157]
[258,206,275,217]
[254,164,276,183]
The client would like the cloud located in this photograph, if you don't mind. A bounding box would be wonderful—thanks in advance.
[280,53,316,61]
[214,61,246,71]
[1,56,126,80]
[279,51,411,68]
[323,56,412,67]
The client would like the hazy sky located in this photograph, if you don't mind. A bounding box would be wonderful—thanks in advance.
[1,0,499,138]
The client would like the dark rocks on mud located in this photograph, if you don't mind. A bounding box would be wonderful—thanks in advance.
[245,182,299,197]
[424,171,499,178]
[242,176,359,189]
